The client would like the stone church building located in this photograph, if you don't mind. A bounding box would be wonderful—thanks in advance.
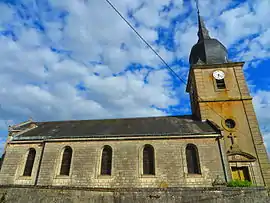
[0,12,270,202]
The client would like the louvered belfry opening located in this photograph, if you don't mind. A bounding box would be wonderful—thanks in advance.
[101,145,112,175]
[23,148,36,176]
[143,144,155,175]
[60,146,72,176]
[216,79,226,89]
[186,144,201,174]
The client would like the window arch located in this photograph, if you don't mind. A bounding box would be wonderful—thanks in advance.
[143,144,155,175]
[23,148,36,176]
[60,146,72,176]
[186,144,201,174]
[101,145,112,175]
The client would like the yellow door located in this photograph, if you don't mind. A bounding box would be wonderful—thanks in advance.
[231,166,251,181]
[238,169,245,180]
[231,167,240,180]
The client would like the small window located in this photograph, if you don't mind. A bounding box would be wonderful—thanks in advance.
[23,148,36,176]
[101,145,112,175]
[0,152,6,171]
[216,79,226,89]
[186,144,201,174]
[60,146,72,176]
[143,144,155,175]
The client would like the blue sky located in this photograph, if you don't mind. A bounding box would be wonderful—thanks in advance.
[0,0,270,153]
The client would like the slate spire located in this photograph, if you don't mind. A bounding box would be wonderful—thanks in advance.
[195,0,210,41]
[197,13,211,41]
[189,0,229,65]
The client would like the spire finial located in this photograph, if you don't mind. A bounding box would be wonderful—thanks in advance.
[195,0,200,15]
[195,0,211,41]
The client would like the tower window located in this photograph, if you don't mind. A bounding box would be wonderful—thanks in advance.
[23,148,36,176]
[101,145,112,175]
[60,146,72,176]
[216,79,226,89]
[143,144,155,175]
[186,144,201,174]
[0,152,6,171]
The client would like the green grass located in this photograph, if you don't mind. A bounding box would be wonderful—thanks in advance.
[227,180,252,187]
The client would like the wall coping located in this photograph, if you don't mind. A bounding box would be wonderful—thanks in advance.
[0,185,267,193]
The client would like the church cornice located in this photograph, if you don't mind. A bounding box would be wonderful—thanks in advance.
[197,97,253,103]
[8,133,221,144]
[191,62,245,70]
[227,151,257,162]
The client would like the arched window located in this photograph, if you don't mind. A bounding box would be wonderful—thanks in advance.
[101,145,112,175]
[60,146,72,176]
[143,144,155,175]
[186,144,201,174]
[23,148,36,176]
[0,152,6,171]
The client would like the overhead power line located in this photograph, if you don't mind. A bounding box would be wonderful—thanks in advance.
[104,0,187,85]
[103,0,253,139]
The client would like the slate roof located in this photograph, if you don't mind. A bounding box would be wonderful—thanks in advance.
[189,15,229,65]
[12,115,220,141]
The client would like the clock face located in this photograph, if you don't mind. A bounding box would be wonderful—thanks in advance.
[213,70,225,80]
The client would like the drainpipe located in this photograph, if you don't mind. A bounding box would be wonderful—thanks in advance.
[34,141,46,186]
[207,119,229,182]
[217,134,228,182]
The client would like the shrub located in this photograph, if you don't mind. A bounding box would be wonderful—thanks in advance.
[227,180,252,187]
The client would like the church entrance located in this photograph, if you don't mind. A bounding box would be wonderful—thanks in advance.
[227,152,257,183]
[231,166,251,181]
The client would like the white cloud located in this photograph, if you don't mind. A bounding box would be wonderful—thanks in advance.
[0,0,270,155]
[258,28,270,48]
[174,22,197,60]
[253,90,270,152]
[0,4,14,25]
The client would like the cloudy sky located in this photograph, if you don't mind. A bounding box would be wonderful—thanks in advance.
[0,0,270,153]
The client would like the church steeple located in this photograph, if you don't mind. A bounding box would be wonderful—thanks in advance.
[189,2,229,65]
[195,0,210,41]
[197,14,210,41]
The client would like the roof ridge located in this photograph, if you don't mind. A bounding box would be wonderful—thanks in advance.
[34,115,195,124]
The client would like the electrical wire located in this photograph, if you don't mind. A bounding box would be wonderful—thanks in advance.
[103,0,267,144]
[104,0,270,186]
[104,0,233,122]
[105,0,187,85]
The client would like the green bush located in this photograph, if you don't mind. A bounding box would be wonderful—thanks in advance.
[227,180,252,187]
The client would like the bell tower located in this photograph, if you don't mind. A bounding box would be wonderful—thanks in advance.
[186,10,270,186]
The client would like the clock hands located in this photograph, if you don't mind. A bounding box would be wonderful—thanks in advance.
[213,70,225,80]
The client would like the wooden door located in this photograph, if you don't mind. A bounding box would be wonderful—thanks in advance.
[231,166,251,181]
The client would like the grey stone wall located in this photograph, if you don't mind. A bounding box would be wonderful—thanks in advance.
[0,137,228,187]
[0,186,269,203]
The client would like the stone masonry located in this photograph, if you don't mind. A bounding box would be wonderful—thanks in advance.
[0,137,226,188]
[0,186,269,203]
[187,62,270,186]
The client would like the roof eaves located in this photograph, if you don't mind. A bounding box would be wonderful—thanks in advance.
[205,119,222,133]
[11,125,38,140]
[12,131,220,141]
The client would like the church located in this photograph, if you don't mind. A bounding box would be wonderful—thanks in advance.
[0,10,270,203]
